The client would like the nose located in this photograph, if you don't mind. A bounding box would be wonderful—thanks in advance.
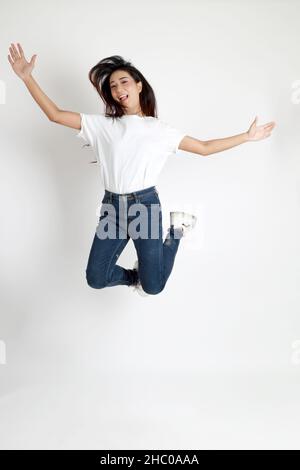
[116,85,126,92]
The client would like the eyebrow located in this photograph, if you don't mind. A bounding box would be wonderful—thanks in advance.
[109,76,129,85]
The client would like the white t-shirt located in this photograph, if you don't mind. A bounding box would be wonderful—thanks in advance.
[76,113,186,194]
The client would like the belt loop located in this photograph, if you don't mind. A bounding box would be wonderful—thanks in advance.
[133,192,139,204]
[109,192,112,204]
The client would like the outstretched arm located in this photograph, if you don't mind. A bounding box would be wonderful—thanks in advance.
[8,42,81,129]
[179,116,276,156]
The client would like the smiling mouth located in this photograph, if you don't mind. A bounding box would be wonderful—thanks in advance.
[119,95,128,102]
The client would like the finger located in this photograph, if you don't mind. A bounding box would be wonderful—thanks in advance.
[264,121,275,128]
[11,43,20,60]
[17,42,24,57]
[8,54,13,65]
[9,45,17,60]
[9,46,15,60]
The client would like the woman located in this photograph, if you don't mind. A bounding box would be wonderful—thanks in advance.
[8,43,276,297]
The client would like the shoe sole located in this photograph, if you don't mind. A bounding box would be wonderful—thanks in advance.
[170,212,197,236]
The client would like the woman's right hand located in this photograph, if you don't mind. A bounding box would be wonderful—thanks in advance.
[8,43,37,81]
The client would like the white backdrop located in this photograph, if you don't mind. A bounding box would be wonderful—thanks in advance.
[1,0,300,450]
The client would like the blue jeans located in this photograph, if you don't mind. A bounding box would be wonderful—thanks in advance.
[85,185,184,295]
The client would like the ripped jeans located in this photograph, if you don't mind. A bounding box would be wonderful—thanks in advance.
[85,185,184,295]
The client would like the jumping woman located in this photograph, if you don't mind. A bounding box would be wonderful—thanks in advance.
[8,42,276,296]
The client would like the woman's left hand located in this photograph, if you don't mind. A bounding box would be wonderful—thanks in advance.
[247,116,276,141]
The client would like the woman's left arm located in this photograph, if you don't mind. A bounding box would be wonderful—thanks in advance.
[179,116,276,156]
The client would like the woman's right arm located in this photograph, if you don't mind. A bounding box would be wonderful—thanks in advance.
[8,42,81,130]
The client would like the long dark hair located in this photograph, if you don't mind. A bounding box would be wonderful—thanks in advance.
[83,55,158,163]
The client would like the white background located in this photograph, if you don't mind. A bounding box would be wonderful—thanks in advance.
[0,0,300,449]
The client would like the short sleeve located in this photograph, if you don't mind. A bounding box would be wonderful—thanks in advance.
[158,120,186,154]
[76,113,102,148]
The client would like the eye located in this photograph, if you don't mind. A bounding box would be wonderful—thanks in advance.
[111,80,128,89]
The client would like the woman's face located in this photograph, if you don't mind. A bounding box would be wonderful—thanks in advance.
[109,70,143,115]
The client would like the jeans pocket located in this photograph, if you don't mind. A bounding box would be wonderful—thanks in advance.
[140,198,157,209]
[140,189,159,207]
